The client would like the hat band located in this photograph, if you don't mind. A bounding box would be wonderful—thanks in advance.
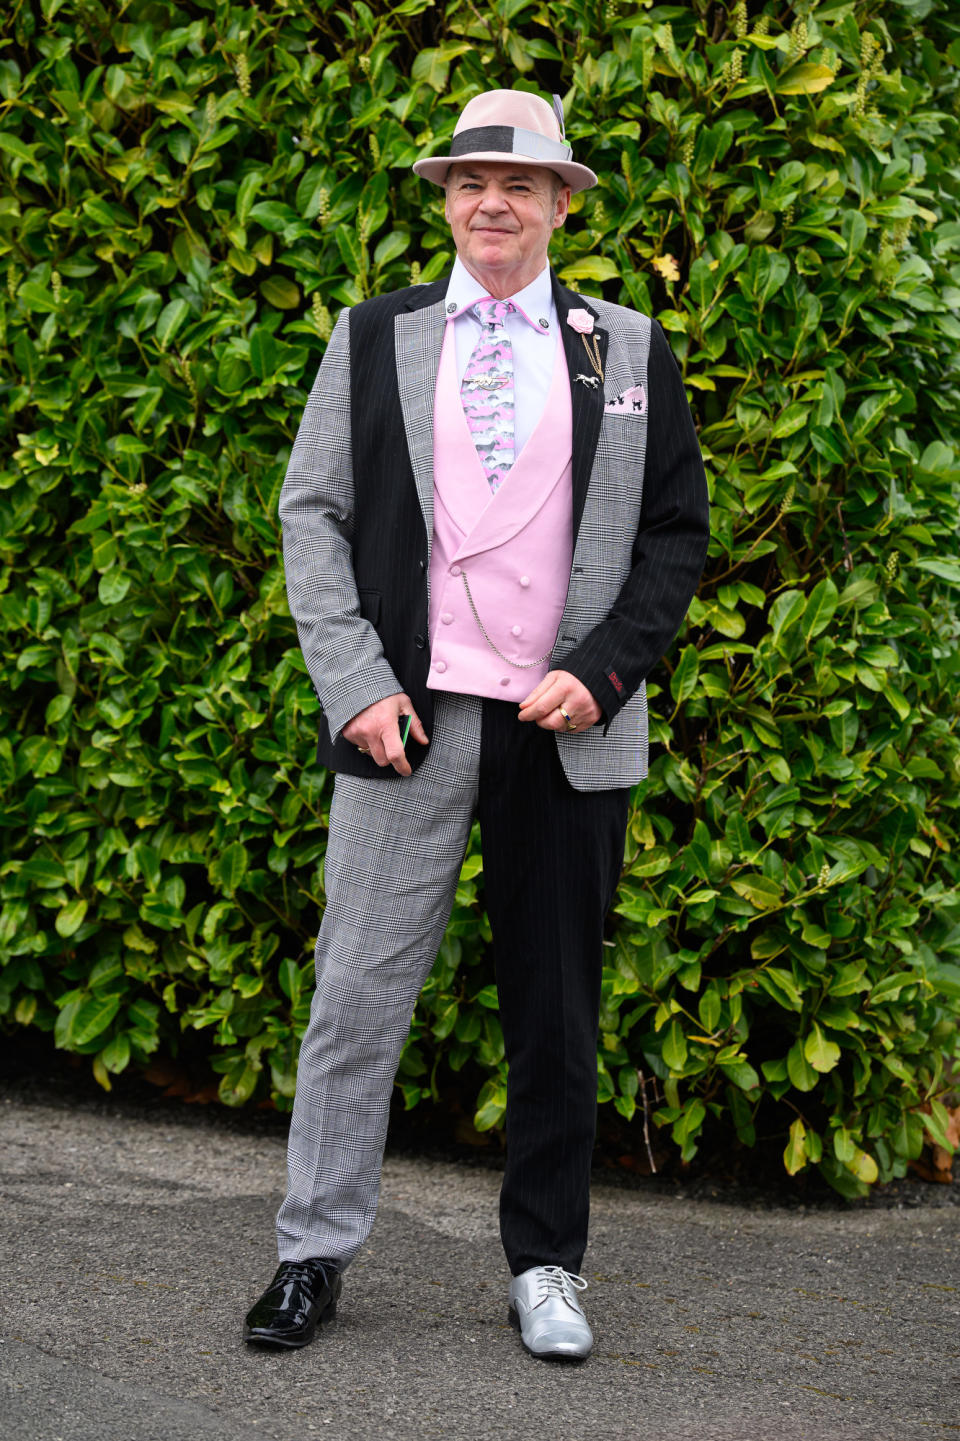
[448,124,573,165]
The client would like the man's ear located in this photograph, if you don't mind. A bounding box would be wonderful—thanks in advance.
[553,186,572,230]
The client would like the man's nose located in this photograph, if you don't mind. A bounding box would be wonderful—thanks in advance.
[479,186,508,211]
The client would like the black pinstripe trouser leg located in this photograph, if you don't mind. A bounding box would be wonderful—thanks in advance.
[477,698,630,1277]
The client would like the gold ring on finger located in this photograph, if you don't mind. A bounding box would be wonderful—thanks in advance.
[558,705,577,732]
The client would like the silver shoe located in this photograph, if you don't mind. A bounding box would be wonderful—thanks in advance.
[508,1265,593,1360]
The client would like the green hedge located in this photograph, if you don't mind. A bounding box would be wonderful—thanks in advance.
[1,0,959,1196]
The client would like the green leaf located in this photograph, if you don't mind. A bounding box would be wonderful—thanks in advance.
[688,257,715,309]
[249,325,277,380]
[0,132,36,162]
[920,1105,955,1153]
[672,1097,705,1145]
[236,170,263,225]
[217,350,250,393]
[55,896,89,938]
[558,256,621,283]
[98,570,132,605]
[770,403,809,440]
[914,559,960,585]
[841,210,868,257]
[786,1039,818,1091]
[219,1062,260,1106]
[18,282,58,313]
[832,1125,856,1163]
[718,1057,760,1092]
[730,874,783,910]
[65,993,122,1048]
[155,299,190,349]
[411,43,472,92]
[777,63,836,95]
[845,1147,879,1184]
[100,1033,131,1074]
[802,577,839,639]
[21,856,66,888]
[218,843,249,896]
[810,426,846,464]
[870,972,912,1004]
[473,1077,506,1132]
[783,1117,808,1175]
[259,277,300,310]
[755,967,803,1010]
[374,231,410,267]
[769,590,806,646]
[628,846,674,878]
[698,987,721,1030]
[662,1018,687,1070]
[670,644,699,704]
[804,1023,841,1074]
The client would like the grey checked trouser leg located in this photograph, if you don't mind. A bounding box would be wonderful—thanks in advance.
[276,693,482,1266]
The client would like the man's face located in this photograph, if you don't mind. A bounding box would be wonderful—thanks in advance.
[444,161,570,294]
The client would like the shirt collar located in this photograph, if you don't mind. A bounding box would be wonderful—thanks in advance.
[443,257,555,336]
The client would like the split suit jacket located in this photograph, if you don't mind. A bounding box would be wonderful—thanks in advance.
[278,270,710,793]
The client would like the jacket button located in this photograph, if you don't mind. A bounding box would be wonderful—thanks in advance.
[415,634,426,649]
[519,575,530,588]
[450,565,461,577]
[434,659,447,674]
[441,612,453,624]
[511,625,522,637]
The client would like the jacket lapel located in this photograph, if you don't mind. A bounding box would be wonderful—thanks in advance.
[394,280,447,551]
[552,273,608,543]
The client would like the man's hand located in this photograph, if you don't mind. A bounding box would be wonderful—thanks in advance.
[341,693,429,777]
[517,670,602,733]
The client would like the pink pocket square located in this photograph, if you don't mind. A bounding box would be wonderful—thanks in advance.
[604,384,647,416]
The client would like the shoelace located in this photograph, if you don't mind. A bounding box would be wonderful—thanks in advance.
[535,1265,588,1305]
[276,1259,333,1295]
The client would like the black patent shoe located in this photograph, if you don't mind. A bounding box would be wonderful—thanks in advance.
[243,1259,342,1349]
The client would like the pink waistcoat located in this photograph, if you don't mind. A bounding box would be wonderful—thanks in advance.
[427,319,574,704]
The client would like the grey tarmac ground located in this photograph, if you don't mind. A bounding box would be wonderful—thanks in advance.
[1,1071,959,1441]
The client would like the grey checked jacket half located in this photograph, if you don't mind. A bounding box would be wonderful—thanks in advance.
[278,273,710,792]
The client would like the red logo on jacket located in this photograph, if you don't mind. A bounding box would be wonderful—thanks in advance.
[608,671,624,694]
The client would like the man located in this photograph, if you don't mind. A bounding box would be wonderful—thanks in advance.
[244,88,709,1361]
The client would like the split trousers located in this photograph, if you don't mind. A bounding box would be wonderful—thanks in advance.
[276,691,629,1276]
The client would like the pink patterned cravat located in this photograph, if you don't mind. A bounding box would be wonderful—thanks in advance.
[460,298,516,492]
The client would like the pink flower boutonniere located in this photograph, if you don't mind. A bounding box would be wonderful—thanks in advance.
[566,308,595,335]
[567,308,604,385]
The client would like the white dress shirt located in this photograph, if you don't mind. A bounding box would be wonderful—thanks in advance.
[443,258,559,460]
